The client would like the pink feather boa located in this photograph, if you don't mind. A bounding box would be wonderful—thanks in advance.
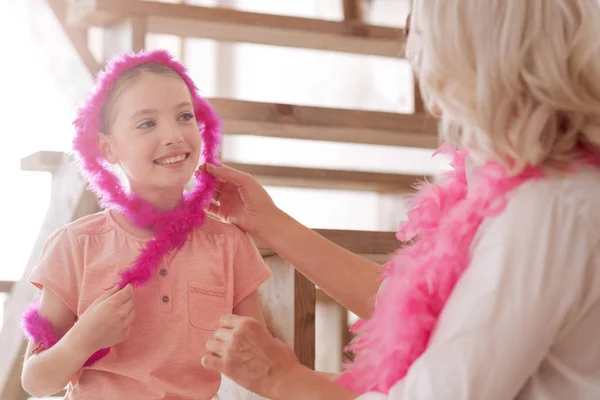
[337,143,546,394]
[21,50,221,366]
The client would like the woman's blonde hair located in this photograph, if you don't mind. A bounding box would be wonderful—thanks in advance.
[407,0,600,172]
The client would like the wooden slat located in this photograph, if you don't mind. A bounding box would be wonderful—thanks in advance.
[259,255,316,369]
[0,155,100,399]
[102,15,147,61]
[21,151,64,173]
[211,98,439,148]
[47,0,102,76]
[18,105,438,154]
[228,162,424,192]
[0,281,14,294]
[67,0,405,57]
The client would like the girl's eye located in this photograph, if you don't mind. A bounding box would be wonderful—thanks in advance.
[137,120,155,129]
[178,112,194,122]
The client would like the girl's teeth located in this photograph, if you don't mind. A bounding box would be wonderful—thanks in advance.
[158,154,186,165]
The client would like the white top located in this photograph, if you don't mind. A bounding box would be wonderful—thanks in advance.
[358,166,600,400]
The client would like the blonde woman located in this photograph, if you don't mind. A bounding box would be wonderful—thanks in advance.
[198,0,600,398]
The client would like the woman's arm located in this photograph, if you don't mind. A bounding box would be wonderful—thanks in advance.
[205,185,600,400]
[21,288,89,397]
[202,164,382,319]
[261,209,381,320]
[271,364,356,400]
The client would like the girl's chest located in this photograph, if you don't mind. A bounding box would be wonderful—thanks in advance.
[76,240,234,318]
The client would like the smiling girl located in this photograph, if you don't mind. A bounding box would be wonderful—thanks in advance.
[20,50,271,400]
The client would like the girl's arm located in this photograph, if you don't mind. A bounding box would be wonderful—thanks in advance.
[233,290,266,326]
[22,284,135,398]
[21,288,89,397]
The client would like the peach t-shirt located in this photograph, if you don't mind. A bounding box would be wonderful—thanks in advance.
[29,209,271,400]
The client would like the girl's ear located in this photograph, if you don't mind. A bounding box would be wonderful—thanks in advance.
[96,132,118,164]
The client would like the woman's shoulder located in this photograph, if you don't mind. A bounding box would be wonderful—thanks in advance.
[481,166,600,245]
[510,166,600,225]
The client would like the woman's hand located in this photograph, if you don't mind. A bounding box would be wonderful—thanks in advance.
[198,163,279,238]
[201,314,299,399]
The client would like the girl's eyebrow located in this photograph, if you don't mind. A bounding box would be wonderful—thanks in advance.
[130,109,156,119]
[174,101,192,110]
[129,102,193,119]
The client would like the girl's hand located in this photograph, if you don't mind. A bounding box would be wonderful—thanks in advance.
[201,314,299,399]
[198,163,279,238]
[72,284,135,355]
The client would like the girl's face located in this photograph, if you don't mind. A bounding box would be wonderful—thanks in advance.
[98,72,202,195]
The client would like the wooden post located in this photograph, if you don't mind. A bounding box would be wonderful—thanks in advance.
[103,15,147,58]
[315,290,347,373]
[258,255,316,369]
[342,0,365,21]
[45,0,102,76]
[0,155,100,399]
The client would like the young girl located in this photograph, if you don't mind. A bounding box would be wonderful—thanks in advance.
[20,50,271,399]
[183,1,600,399]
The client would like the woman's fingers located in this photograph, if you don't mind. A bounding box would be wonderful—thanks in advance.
[204,163,248,187]
[214,179,225,192]
[208,200,220,215]
[205,339,224,356]
[213,327,233,342]
[219,314,246,328]
[201,354,224,371]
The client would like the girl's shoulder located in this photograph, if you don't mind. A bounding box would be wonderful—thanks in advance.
[61,210,114,238]
[196,215,244,237]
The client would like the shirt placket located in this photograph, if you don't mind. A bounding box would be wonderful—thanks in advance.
[158,258,173,312]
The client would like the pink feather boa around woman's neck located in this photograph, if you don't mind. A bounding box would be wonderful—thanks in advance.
[337,144,552,394]
[21,49,221,366]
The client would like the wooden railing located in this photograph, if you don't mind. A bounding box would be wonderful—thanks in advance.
[0,154,100,400]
